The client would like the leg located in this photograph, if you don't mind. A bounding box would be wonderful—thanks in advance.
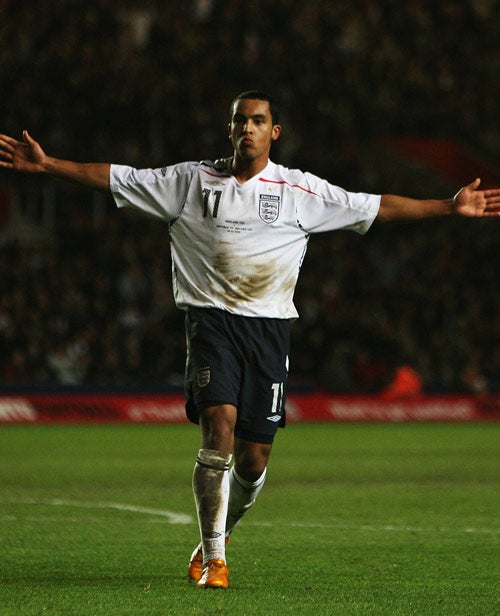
[199,404,237,454]
[233,437,272,481]
[191,404,235,587]
[225,438,272,536]
[185,309,289,587]
[189,421,273,584]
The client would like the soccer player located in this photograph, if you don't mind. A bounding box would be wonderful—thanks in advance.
[1,91,499,588]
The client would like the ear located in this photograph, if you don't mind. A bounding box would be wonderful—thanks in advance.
[271,124,281,142]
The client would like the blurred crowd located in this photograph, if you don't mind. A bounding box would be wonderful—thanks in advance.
[0,0,498,392]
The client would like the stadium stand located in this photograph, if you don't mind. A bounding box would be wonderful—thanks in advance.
[0,1,498,392]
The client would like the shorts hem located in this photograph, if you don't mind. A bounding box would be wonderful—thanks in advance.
[185,399,237,424]
[234,426,283,445]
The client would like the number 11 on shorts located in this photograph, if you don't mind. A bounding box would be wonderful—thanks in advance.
[270,382,283,415]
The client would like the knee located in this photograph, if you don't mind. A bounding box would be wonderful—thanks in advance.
[200,404,237,453]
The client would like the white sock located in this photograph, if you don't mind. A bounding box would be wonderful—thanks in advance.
[225,467,267,536]
[192,449,232,565]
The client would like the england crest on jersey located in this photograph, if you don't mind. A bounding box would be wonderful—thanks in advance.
[197,366,210,388]
[259,194,280,224]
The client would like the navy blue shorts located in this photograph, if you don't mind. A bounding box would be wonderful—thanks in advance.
[184,308,291,444]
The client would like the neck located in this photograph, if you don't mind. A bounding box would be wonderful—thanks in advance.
[230,156,269,184]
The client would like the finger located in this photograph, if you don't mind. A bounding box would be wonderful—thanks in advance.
[0,140,14,157]
[483,191,500,208]
[0,134,21,149]
[484,191,500,203]
[482,188,500,199]
[468,177,481,190]
[23,129,35,144]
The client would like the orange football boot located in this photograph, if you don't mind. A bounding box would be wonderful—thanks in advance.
[188,536,230,581]
[197,558,229,589]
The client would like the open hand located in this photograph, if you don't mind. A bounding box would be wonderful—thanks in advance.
[453,178,500,217]
[0,130,47,173]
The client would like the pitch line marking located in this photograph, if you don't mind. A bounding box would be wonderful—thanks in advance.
[2,500,497,535]
[4,498,193,525]
[248,521,498,535]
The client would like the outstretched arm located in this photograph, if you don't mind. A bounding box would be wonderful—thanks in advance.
[0,131,110,191]
[378,178,500,222]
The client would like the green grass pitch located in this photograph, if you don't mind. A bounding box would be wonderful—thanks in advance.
[0,422,498,615]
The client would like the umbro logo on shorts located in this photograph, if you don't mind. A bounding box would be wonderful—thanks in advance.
[266,415,282,422]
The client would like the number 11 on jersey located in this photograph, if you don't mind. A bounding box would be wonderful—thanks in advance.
[202,188,222,218]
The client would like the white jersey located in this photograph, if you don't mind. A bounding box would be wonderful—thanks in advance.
[110,158,380,319]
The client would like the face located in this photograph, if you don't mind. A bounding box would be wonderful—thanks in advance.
[228,98,281,163]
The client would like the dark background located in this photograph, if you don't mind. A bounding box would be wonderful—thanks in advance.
[0,0,498,392]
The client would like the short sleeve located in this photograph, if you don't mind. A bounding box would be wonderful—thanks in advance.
[109,162,196,221]
[295,172,380,235]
